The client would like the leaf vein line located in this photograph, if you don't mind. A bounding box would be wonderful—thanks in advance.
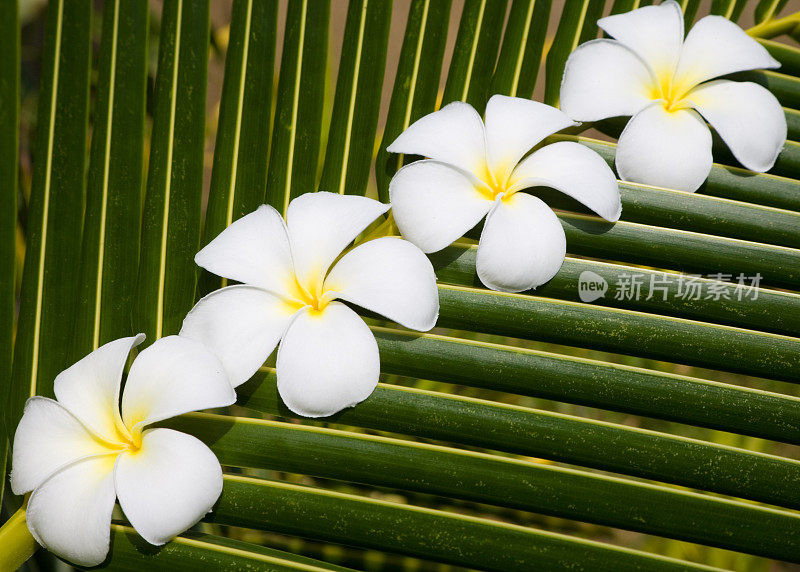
[93,0,121,349]
[570,0,590,53]
[510,0,535,98]
[30,0,64,397]
[338,0,369,195]
[225,0,253,227]
[283,0,308,215]
[155,0,184,340]
[396,0,430,172]
[460,0,487,102]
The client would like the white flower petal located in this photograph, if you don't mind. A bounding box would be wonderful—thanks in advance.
[560,39,656,122]
[476,193,566,293]
[10,398,116,495]
[509,141,621,222]
[180,285,296,388]
[325,237,439,331]
[616,103,712,192]
[597,0,684,80]
[389,160,493,253]
[52,335,143,443]
[483,95,576,183]
[122,336,235,430]
[276,302,379,418]
[286,192,389,290]
[674,16,780,90]
[115,428,223,546]
[386,101,487,175]
[26,454,117,567]
[194,204,294,297]
[688,80,786,173]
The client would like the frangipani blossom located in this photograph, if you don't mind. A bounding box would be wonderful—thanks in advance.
[560,0,787,192]
[387,94,621,293]
[10,335,235,566]
[180,192,439,418]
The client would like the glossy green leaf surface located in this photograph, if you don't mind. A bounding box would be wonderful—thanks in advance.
[10,0,90,416]
[73,0,148,358]
[432,244,800,337]
[319,0,392,197]
[96,527,356,571]
[370,327,800,444]
[436,285,800,383]
[441,0,508,112]
[133,0,209,342]
[754,0,790,24]
[199,0,278,297]
[264,0,329,213]
[169,413,800,561]
[557,213,800,291]
[208,475,716,572]
[237,372,800,511]
[0,0,18,508]
[375,0,451,200]
[490,0,551,99]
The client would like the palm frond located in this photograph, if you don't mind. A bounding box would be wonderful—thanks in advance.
[5,1,800,569]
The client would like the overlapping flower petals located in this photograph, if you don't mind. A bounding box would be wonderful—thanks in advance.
[560,39,655,122]
[688,80,786,173]
[388,95,621,292]
[114,428,223,545]
[11,336,235,566]
[616,103,713,193]
[182,192,439,417]
[477,193,567,293]
[675,15,779,88]
[389,160,493,253]
[559,0,786,192]
[596,1,684,80]
[561,0,787,192]
[276,302,381,418]
[483,95,577,183]
[181,285,296,388]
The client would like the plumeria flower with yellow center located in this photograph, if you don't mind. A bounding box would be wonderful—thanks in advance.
[387,94,621,293]
[179,191,439,417]
[10,334,235,566]
[560,0,787,192]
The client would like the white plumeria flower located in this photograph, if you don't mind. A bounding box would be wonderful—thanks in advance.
[10,334,235,567]
[560,0,787,192]
[387,94,621,293]
[180,191,439,418]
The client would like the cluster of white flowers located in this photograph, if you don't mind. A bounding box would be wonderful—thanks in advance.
[11,2,784,566]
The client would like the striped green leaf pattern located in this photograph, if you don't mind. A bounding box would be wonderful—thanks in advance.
[264,0,330,213]
[319,0,392,197]
[132,0,209,342]
[10,0,90,416]
[199,0,278,296]
[375,0,451,200]
[73,0,148,357]
[0,0,19,507]
[4,1,800,569]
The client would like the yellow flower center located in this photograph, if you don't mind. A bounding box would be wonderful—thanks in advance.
[286,273,334,313]
[650,69,694,113]
[475,161,515,202]
[90,418,143,459]
[113,420,143,452]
